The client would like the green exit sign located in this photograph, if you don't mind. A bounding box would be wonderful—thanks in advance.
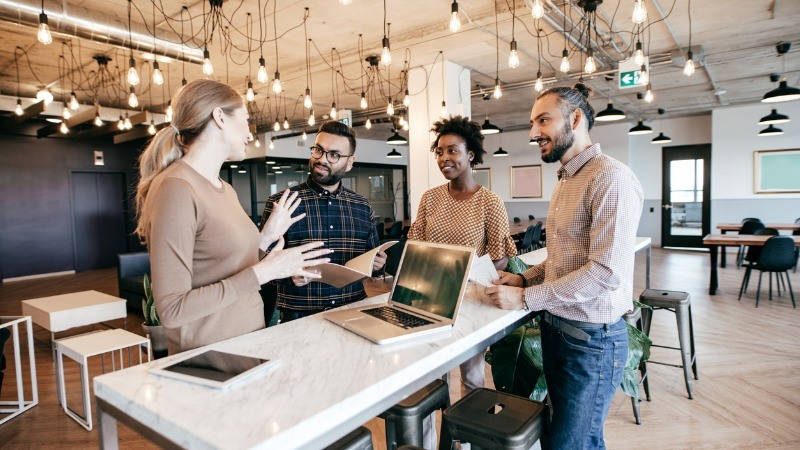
[619,70,645,89]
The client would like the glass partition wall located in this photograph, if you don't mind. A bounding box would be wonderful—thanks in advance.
[222,158,408,225]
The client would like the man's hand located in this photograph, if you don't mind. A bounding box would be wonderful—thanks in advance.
[494,270,524,287]
[372,250,387,272]
[485,285,525,310]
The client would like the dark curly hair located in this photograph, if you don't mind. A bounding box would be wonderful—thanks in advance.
[430,115,486,167]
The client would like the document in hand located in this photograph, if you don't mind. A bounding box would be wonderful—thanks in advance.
[315,241,398,288]
[469,254,499,287]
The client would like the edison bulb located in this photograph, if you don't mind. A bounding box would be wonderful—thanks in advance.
[302,130,308,141]
[508,49,520,69]
[59,121,69,134]
[124,115,132,129]
[403,90,410,107]
[246,82,255,102]
[283,118,290,129]
[534,74,544,92]
[165,102,173,122]
[36,87,53,105]
[449,6,461,33]
[202,50,213,76]
[387,99,394,116]
[493,82,502,99]
[308,112,316,126]
[560,51,570,73]
[257,58,268,83]
[634,47,645,66]
[440,101,448,118]
[584,55,597,74]
[644,86,654,103]
[330,103,338,120]
[254,138,261,147]
[632,0,647,25]
[360,93,368,110]
[117,116,124,130]
[304,90,313,109]
[268,139,275,150]
[639,65,649,85]
[273,121,280,132]
[127,58,140,86]
[147,121,156,135]
[14,99,23,116]
[381,37,392,66]
[69,92,79,110]
[683,56,695,77]
[94,113,103,126]
[128,90,138,108]
[531,0,545,19]
[272,74,282,94]
[62,107,71,120]
[365,118,372,129]
[37,17,52,45]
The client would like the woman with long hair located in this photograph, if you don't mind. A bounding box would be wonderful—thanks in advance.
[135,79,331,354]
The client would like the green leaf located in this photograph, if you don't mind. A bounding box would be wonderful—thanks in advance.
[505,256,531,275]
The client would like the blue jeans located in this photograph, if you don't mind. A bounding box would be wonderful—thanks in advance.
[540,314,628,450]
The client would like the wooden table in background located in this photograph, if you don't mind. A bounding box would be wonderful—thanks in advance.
[715,223,800,268]
[509,218,546,236]
[703,234,800,295]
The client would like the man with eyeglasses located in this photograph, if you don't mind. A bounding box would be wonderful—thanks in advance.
[258,121,386,323]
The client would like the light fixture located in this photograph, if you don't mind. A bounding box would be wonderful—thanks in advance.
[36,87,53,105]
[274,170,283,174]
[387,148,402,158]
[595,103,626,122]
[683,51,695,76]
[147,120,156,135]
[560,49,570,73]
[283,117,290,129]
[127,57,140,86]
[403,89,411,107]
[272,72,282,94]
[440,101,448,118]
[266,160,276,165]
[762,80,800,103]
[37,9,52,45]
[493,147,508,157]
[758,124,784,136]
[529,138,538,146]
[308,111,316,126]
[632,0,647,24]
[15,99,24,116]
[402,118,409,131]
[480,118,500,135]
[449,0,461,32]
[387,99,395,116]
[365,118,372,130]
[633,41,645,66]
[238,169,247,174]
[531,0,544,19]
[254,138,261,147]
[93,111,103,126]
[304,89,313,109]
[759,109,790,125]
[165,101,173,122]
[301,130,308,141]
[273,121,280,132]
[246,81,255,102]
[628,120,653,135]
[230,164,239,168]
[123,114,132,129]
[330,102,338,120]
[534,72,544,92]
[584,51,597,74]
[639,64,649,85]
[508,40,520,69]
[59,121,68,134]
[69,92,79,110]
[269,139,275,150]
[493,79,502,99]
[62,107,71,120]
[202,47,213,75]
[128,87,138,108]
[257,57,268,83]
[45,117,61,123]
[386,130,407,145]
[360,92,368,109]
[381,36,391,66]
[644,84,654,103]
[339,0,352,5]
[152,61,164,86]
[651,132,672,144]
[117,116,124,130]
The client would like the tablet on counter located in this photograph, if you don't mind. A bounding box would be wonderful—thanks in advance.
[150,349,278,389]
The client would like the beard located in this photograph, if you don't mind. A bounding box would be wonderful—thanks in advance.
[309,160,345,186]
[541,122,574,163]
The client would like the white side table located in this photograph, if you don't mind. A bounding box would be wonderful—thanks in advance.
[21,290,127,344]
[0,316,39,425]
[55,329,150,431]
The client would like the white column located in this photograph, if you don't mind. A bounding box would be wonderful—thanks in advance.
[407,59,470,220]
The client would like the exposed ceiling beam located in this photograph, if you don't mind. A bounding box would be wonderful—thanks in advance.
[0,98,44,130]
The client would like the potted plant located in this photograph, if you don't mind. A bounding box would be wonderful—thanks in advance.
[141,274,168,358]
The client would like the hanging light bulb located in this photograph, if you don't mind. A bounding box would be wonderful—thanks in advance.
[37,11,52,45]
[558,49,570,74]
[128,87,139,108]
[360,92,368,110]
[36,87,53,105]
[59,121,69,134]
[644,84,654,103]
[124,114,132,130]
[508,40,520,69]
[283,117,290,129]
[339,0,352,4]
[365,118,372,129]
[531,0,545,19]
[257,57,268,83]
[165,101,173,122]
[440,100,448,118]
[117,115,124,130]
[201,47,213,75]
[493,78,502,99]
[449,0,461,32]
[534,71,544,92]
[639,64,649,85]
[398,116,406,127]
[302,130,308,141]
[381,36,392,66]
[127,57,140,86]
[69,92,79,110]
[304,88,313,109]
[403,89,411,107]
[633,41,645,66]
[584,51,597,74]
[683,50,695,76]
[632,0,647,25]
[254,137,261,147]
[152,61,164,86]
[62,107,71,120]
[308,111,316,126]
[387,98,394,116]
[14,99,23,116]
[273,120,280,132]
[330,102,338,119]
[246,81,255,102]
[272,72,282,94]
[147,120,156,135]
[269,139,275,150]
[402,118,409,131]
[181,77,188,86]
[93,111,103,126]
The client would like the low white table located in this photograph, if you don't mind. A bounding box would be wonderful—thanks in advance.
[94,288,534,449]
[0,316,38,425]
[21,290,127,343]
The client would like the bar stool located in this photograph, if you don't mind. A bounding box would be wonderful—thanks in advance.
[379,378,450,449]
[639,289,698,399]
[438,388,545,450]
[325,426,373,450]
[623,307,650,425]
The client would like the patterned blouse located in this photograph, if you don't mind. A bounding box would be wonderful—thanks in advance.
[408,184,517,261]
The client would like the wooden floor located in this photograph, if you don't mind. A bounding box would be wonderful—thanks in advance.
[1,248,799,449]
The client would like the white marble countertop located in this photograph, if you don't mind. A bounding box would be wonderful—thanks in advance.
[518,236,651,266]
[94,286,533,449]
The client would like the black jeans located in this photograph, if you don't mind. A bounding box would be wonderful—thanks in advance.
[279,308,324,323]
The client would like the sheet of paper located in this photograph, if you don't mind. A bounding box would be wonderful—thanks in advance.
[316,241,399,288]
[469,254,499,287]
[344,240,398,274]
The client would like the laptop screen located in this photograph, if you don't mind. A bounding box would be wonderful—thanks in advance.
[390,241,472,319]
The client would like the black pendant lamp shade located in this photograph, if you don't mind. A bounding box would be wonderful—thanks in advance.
[758,124,784,136]
[758,109,790,125]
[628,120,653,135]
[595,102,626,122]
[762,80,800,103]
[386,130,408,145]
[480,118,501,134]
[651,132,672,144]
[528,138,538,146]
[386,148,402,158]
[493,147,508,157]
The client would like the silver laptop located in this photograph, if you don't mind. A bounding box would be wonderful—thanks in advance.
[324,240,474,345]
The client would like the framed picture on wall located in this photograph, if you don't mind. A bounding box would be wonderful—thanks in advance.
[472,168,491,190]
[510,165,543,198]
[753,149,800,194]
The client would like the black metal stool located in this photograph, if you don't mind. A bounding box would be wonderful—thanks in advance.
[438,388,545,450]
[325,426,373,450]
[380,379,450,449]
[639,289,698,399]
[623,306,650,425]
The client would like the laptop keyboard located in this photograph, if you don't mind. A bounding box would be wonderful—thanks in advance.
[362,306,434,329]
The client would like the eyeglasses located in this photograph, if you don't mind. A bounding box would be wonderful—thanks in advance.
[310,145,352,164]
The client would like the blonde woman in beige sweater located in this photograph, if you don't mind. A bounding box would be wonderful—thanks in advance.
[135,79,332,354]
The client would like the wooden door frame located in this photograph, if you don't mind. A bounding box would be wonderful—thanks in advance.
[661,144,712,248]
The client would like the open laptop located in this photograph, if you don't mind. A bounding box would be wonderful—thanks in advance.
[324,240,474,345]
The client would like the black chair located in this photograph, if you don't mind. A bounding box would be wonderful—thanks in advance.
[375,219,386,241]
[387,221,403,239]
[325,426,373,450]
[736,220,765,267]
[379,379,450,449]
[528,214,535,221]
[521,223,543,253]
[741,218,760,223]
[117,252,150,312]
[513,217,521,224]
[793,227,799,273]
[738,236,796,308]
[0,327,10,397]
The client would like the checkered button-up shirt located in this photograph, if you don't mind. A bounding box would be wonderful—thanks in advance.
[259,178,379,311]
[521,144,643,323]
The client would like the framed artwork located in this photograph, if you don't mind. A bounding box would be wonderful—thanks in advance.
[472,168,491,190]
[754,149,800,193]
[510,165,543,198]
